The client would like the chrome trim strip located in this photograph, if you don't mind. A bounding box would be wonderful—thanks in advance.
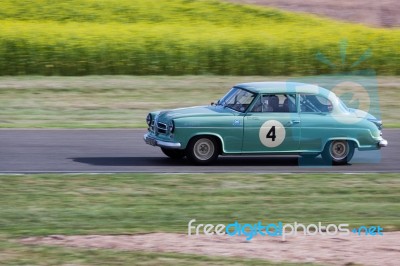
[143,133,181,149]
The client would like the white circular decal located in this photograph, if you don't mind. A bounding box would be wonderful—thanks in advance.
[331,81,370,112]
[259,120,286,148]
[330,81,371,124]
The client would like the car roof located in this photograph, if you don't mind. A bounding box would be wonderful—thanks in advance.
[235,81,330,95]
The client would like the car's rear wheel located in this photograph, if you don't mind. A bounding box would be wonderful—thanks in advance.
[186,136,219,165]
[322,140,355,165]
[161,148,185,159]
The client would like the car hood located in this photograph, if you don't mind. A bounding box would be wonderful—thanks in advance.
[157,106,235,121]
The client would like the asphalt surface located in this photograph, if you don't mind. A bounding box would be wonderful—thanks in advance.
[0,129,399,173]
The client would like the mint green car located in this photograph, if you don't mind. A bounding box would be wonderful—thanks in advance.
[144,82,387,165]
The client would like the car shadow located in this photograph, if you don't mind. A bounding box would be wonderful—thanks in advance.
[70,156,332,167]
[71,157,186,167]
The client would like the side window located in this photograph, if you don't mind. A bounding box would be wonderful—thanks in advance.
[250,94,296,113]
[300,94,332,113]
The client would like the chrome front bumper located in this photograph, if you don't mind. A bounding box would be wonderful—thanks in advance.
[143,133,181,149]
[378,139,388,147]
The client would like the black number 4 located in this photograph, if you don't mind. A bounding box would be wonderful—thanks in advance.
[266,126,276,141]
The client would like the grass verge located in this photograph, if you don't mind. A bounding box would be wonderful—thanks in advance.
[0,173,397,265]
[0,76,399,128]
[0,173,398,235]
[0,173,398,265]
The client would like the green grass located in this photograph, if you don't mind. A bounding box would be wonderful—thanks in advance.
[0,173,398,264]
[0,76,399,128]
[0,173,398,236]
[0,0,399,75]
[0,173,398,265]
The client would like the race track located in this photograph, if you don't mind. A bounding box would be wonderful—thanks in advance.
[0,129,399,173]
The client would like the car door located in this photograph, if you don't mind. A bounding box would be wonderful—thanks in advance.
[298,94,337,152]
[242,94,300,153]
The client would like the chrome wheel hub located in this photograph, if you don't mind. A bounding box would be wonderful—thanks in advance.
[330,141,349,160]
[193,139,214,160]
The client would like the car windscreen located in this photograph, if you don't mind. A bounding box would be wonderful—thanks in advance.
[219,87,256,112]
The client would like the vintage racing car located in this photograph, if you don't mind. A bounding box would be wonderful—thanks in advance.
[144,82,387,165]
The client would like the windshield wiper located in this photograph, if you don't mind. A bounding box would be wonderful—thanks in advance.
[216,99,226,107]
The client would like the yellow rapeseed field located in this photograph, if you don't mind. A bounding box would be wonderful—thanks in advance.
[0,0,399,75]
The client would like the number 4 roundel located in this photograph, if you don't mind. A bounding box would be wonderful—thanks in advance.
[259,120,286,148]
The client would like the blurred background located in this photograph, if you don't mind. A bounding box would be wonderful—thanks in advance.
[1,0,399,129]
[0,1,399,265]
[0,0,399,76]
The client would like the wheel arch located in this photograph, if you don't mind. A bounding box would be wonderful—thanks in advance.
[323,137,359,151]
[187,133,224,154]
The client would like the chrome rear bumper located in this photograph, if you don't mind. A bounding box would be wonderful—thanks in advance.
[378,139,388,147]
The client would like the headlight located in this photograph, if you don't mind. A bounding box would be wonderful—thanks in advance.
[146,113,152,126]
[169,120,175,133]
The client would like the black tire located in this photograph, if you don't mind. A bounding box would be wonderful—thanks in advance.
[161,148,185,159]
[186,136,219,165]
[322,140,355,165]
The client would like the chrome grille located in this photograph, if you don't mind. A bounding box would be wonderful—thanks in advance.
[157,122,167,134]
[150,120,155,132]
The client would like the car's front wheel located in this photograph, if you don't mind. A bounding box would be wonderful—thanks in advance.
[186,136,219,165]
[161,148,185,159]
[322,140,355,165]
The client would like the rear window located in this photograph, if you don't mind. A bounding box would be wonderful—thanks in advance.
[300,94,332,113]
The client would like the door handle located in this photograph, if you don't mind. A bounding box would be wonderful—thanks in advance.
[287,120,300,126]
[248,117,260,120]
